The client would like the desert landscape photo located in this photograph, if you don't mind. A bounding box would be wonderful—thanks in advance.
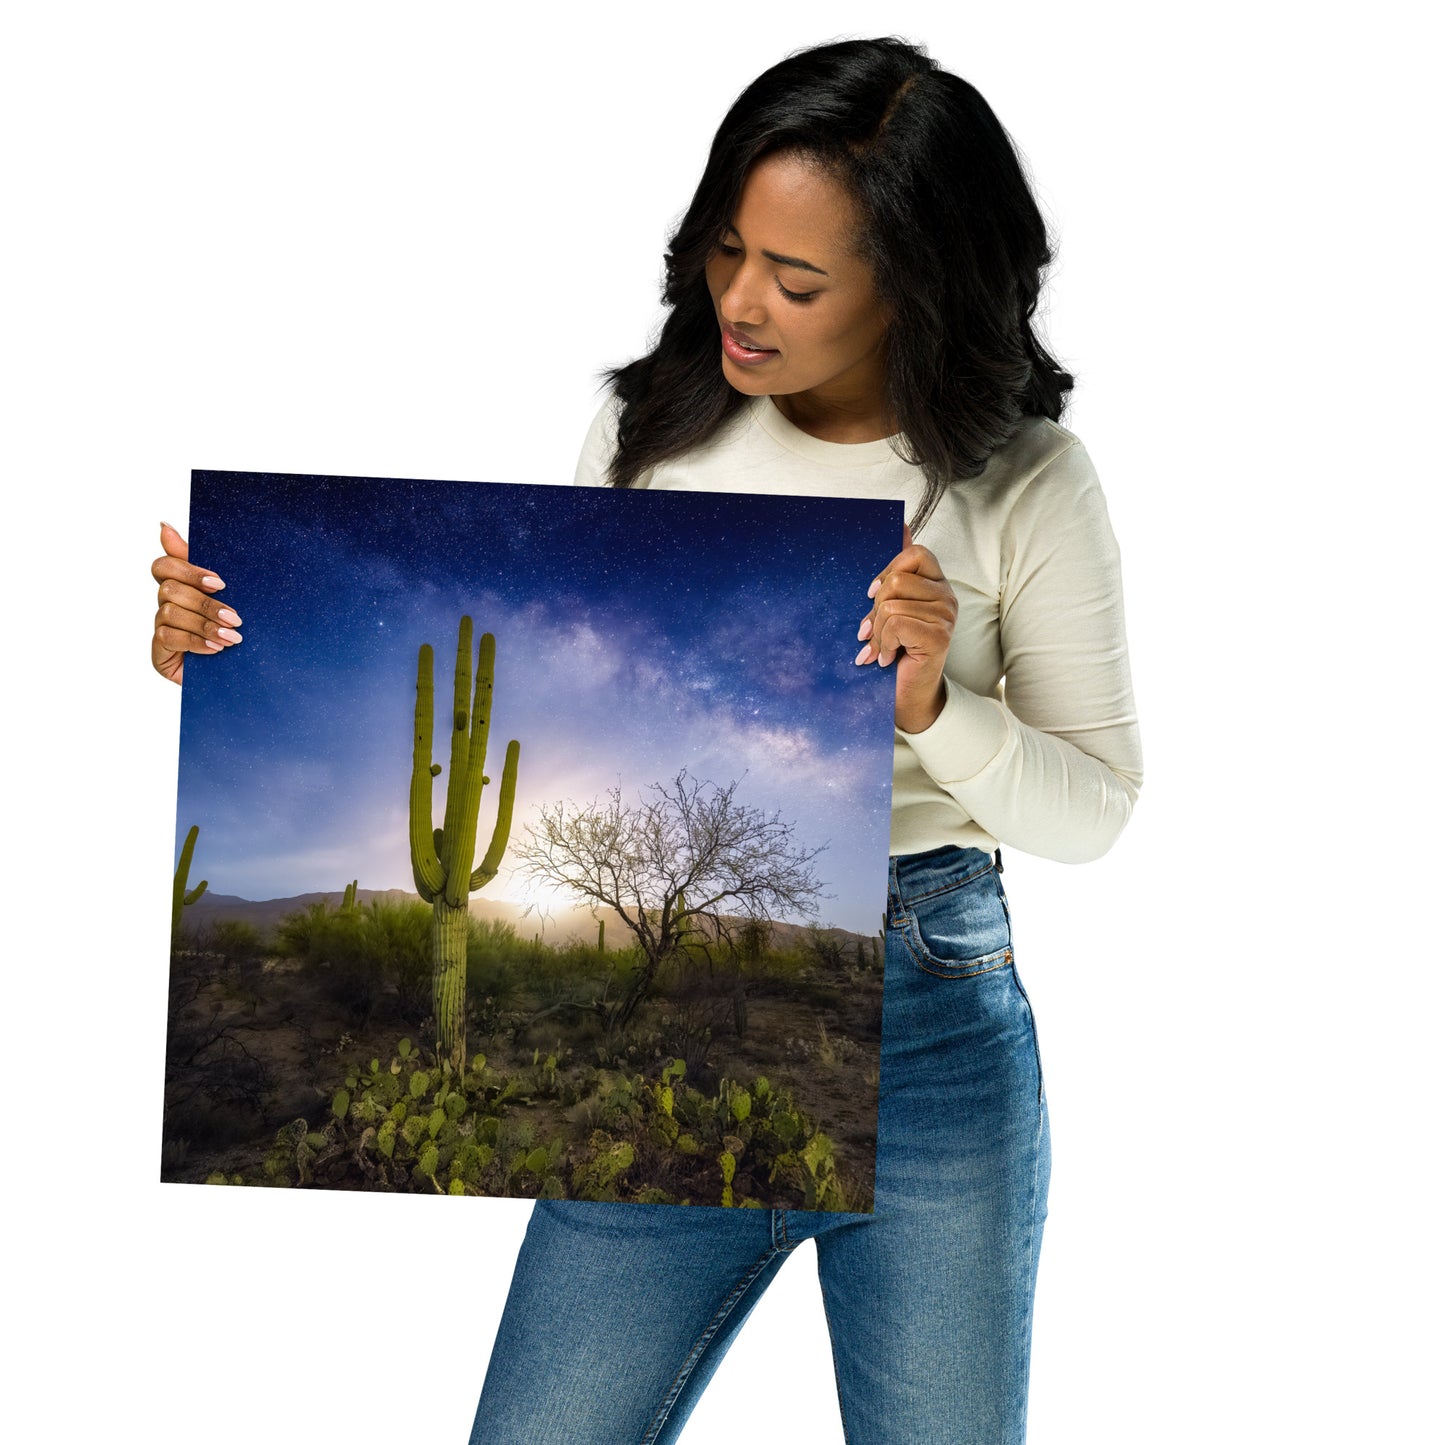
[164,470,902,1211]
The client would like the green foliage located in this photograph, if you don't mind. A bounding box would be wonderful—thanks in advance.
[243,1040,852,1210]
[803,923,846,971]
[204,919,266,967]
[361,899,432,1017]
[465,915,526,1024]
[274,896,436,1025]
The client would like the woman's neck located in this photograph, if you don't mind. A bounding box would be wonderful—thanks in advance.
[769,389,897,444]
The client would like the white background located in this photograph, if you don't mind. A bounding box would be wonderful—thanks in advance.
[5,2,1438,1440]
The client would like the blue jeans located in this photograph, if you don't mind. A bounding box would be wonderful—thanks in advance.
[471,846,1050,1443]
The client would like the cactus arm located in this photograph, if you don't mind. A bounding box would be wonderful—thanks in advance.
[172,824,201,937]
[174,824,198,913]
[409,643,445,901]
[444,627,488,905]
[171,824,209,942]
[470,737,520,890]
[440,616,474,875]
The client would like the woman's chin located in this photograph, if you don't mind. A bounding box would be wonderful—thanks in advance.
[720,359,779,396]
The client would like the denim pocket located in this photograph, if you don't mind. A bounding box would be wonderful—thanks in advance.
[900,861,1014,980]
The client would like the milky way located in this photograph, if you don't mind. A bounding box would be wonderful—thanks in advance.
[175,471,902,933]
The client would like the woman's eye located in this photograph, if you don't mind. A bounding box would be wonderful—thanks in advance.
[714,239,816,302]
[776,279,818,304]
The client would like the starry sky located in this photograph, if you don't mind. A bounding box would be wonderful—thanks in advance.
[175,471,903,934]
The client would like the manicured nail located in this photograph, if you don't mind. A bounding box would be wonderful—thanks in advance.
[204,640,224,651]
[854,643,873,665]
[217,607,242,626]
[867,577,881,598]
[856,617,873,641]
[201,575,224,591]
[217,628,243,644]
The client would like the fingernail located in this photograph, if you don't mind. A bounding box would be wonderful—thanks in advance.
[218,607,242,626]
[854,643,872,665]
[217,628,243,644]
[867,578,881,599]
[204,640,224,651]
[201,575,224,591]
[856,617,873,642]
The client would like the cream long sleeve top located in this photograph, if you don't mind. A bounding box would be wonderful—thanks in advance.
[574,393,1143,864]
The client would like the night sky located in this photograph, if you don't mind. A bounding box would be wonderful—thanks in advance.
[176,472,903,934]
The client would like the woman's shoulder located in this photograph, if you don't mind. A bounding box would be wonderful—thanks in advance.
[572,390,763,491]
[966,414,1106,519]
[920,415,1107,559]
[988,414,1090,484]
[572,393,625,488]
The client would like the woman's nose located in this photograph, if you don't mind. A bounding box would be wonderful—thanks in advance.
[720,265,768,327]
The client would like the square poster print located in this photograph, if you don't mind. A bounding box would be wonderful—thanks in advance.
[164,470,902,1211]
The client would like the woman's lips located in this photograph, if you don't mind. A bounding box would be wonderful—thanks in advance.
[721,324,779,366]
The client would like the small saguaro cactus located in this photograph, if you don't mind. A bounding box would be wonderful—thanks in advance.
[410,616,520,1071]
[673,890,692,947]
[597,918,606,953]
[342,879,358,913]
[172,824,208,946]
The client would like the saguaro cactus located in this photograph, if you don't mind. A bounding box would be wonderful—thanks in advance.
[341,879,358,913]
[410,616,520,1070]
[172,824,208,946]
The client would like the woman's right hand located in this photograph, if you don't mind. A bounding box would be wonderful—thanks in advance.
[151,522,243,685]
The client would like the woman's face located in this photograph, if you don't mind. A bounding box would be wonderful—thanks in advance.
[704,152,891,428]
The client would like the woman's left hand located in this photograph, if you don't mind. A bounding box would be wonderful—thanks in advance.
[855,524,958,734]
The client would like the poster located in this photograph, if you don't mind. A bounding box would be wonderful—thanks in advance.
[163,469,901,1210]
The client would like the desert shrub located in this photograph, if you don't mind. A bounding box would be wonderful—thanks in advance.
[466,916,522,1009]
[362,898,432,1017]
[738,941,810,993]
[650,989,730,1083]
[201,919,267,967]
[277,898,439,1025]
[275,903,380,1024]
[782,1018,868,1070]
[803,923,847,971]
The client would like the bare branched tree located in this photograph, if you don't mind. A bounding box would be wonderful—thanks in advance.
[512,770,826,1031]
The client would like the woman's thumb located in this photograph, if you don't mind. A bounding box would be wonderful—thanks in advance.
[160,521,189,561]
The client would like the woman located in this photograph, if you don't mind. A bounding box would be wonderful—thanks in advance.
[152,36,1141,1444]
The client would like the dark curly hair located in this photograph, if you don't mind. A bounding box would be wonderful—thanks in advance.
[604,36,1073,531]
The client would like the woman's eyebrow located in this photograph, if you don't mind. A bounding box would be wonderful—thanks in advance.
[723,224,829,276]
